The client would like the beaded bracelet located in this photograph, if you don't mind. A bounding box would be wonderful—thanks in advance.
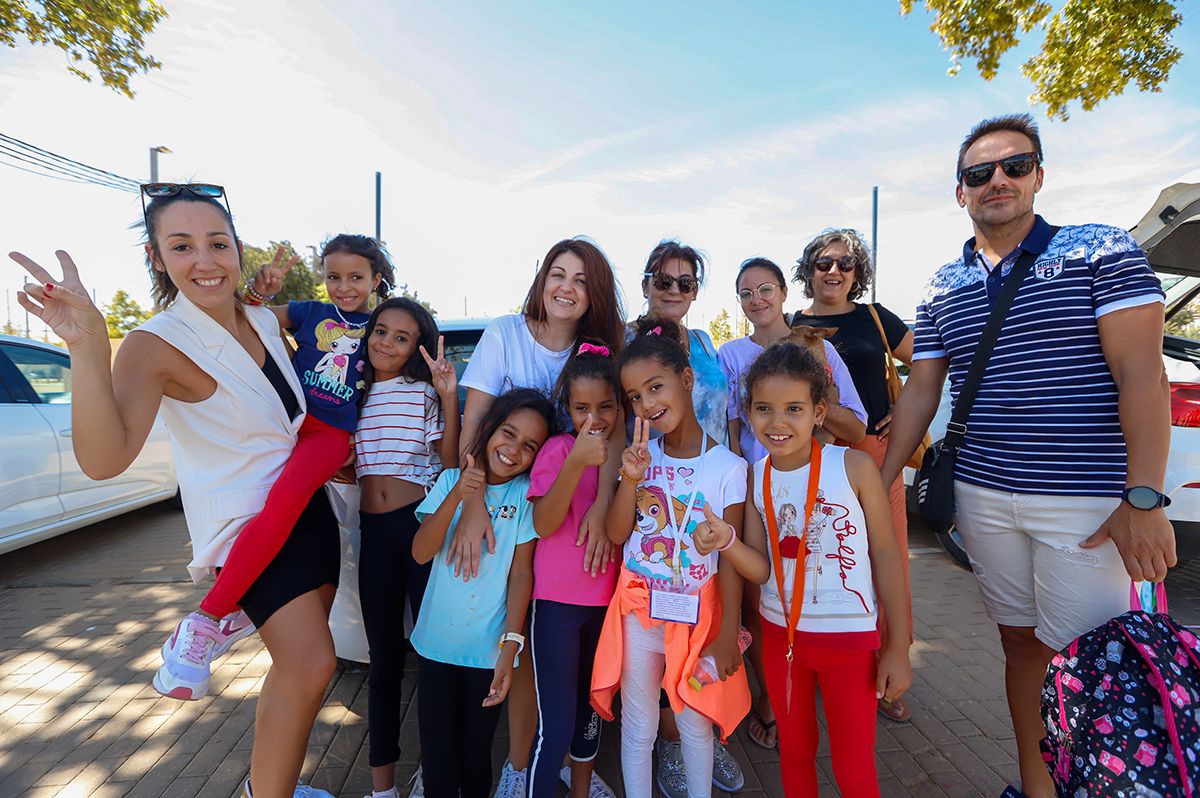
[242,282,275,306]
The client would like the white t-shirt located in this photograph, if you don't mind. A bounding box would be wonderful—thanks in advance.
[460,314,572,398]
[622,438,747,595]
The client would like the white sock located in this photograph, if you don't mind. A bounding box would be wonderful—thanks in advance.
[372,789,399,798]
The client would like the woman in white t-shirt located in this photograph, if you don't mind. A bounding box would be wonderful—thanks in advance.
[456,236,627,797]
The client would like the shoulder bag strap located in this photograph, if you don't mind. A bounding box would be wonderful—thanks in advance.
[943,227,1059,455]
[866,303,901,385]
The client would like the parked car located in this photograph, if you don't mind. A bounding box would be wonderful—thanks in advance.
[0,335,178,556]
[913,183,1200,568]
[328,317,489,663]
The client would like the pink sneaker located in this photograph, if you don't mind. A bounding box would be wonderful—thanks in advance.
[213,609,256,659]
[153,612,221,700]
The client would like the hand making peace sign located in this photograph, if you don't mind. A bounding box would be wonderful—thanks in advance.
[419,335,457,400]
[620,416,652,484]
[253,244,300,299]
[9,250,107,348]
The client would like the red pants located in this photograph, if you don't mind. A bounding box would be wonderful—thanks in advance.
[760,618,879,798]
[851,433,912,648]
[200,414,350,618]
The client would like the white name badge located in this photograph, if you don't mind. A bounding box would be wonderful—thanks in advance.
[649,589,701,625]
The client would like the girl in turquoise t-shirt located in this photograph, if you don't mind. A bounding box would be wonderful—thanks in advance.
[410,388,555,798]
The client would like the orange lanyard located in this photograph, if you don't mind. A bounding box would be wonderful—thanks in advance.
[761,440,822,663]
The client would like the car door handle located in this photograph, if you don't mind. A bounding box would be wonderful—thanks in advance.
[59,428,72,437]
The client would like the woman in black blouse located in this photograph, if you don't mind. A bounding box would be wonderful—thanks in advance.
[794,227,916,723]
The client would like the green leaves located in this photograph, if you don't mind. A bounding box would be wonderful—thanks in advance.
[103,289,152,338]
[1,0,167,98]
[901,0,1183,119]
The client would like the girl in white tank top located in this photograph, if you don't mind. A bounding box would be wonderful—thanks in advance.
[739,341,912,798]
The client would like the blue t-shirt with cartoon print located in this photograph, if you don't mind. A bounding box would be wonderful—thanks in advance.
[287,300,369,433]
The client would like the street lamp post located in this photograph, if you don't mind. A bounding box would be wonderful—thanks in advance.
[149,146,172,182]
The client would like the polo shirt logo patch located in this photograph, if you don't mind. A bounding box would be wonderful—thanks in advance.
[1034,256,1064,281]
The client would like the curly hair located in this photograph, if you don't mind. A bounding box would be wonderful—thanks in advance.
[793,228,875,302]
[642,239,707,291]
[743,341,830,411]
[321,234,396,301]
[619,315,690,376]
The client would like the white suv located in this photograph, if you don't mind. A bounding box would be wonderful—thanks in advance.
[0,335,178,555]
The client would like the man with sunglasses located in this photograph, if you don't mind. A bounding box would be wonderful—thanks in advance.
[880,113,1175,798]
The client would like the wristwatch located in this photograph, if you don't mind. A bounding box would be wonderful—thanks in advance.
[498,632,526,655]
[1122,486,1172,511]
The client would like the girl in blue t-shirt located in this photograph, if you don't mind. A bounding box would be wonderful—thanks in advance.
[410,388,555,798]
[153,234,396,702]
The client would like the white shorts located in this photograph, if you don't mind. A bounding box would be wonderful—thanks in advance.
[953,481,1130,651]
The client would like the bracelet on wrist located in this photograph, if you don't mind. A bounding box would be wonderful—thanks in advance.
[242,282,275,305]
[716,524,737,552]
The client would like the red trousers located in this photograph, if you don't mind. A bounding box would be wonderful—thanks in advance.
[760,618,879,798]
[200,414,350,618]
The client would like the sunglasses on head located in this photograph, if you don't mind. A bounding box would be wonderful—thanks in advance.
[958,152,1039,188]
[644,271,699,294]
[140,183,233,222]
[813,257,857,274]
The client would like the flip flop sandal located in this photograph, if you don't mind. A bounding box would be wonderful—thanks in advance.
[747,710,778,750]
[877,695,913,723]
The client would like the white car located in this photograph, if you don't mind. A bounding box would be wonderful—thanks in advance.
[914,183,1200,567]
[0,335,178,555]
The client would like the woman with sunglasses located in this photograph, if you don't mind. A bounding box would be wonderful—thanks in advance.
[11,184,337,798]
[716,256,870,750]
[793,228,916,724]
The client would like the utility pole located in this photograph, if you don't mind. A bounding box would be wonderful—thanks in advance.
[375,171,382,241]
[870,186,879,304]
[149,145,171,182]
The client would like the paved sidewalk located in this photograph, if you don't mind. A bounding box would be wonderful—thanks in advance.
[1,504,1197,798]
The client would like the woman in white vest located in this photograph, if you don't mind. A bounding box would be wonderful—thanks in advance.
[11,185,338,798]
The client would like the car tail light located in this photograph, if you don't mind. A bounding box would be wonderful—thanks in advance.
[1171,382,1200,427]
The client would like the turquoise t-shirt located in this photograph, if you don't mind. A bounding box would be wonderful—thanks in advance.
[410,469,539,669]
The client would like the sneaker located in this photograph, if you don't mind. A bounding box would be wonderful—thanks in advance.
[153,611,221,700]
[408,765,424,798]
[493,760,527,798]
[712,738,745,792]
[559,765,616,798]
[292,785,334,798]
[212,608,256,659]
[654,738,688,798]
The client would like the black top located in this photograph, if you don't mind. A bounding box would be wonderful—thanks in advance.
[261,353,302,421]
[798,303,909,435]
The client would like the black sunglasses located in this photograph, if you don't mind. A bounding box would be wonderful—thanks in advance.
[644,271,699,294]
[813,257,857,274]
[140,183,233,222]
[958,152,1040,188]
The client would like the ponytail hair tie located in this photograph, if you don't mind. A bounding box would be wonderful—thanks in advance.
[648,325,662,336]
[578,342,610,357]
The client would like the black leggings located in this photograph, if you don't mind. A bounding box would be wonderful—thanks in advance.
[359,500,431,768]
[417,656,503,798]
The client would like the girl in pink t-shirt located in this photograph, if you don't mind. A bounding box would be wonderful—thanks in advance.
[525,342,622,798]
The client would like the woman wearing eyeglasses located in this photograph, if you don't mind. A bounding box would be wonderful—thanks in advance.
[11,184,336,798]
[793,228,916,724]
[716,256,869,751]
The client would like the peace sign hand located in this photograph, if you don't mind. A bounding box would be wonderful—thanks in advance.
[253,244,298,298]
[419,335,457,399]
[692,503,734,556]
[620,416,652,484]
[568,414,608,468]
[10,250,107,348]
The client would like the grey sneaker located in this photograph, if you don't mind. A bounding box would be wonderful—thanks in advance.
[408,764,424,798]
[654,737,688,798]
[493,760,527,798]
[712,738,745,792]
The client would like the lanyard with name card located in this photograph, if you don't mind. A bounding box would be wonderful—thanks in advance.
[648,435,710,625]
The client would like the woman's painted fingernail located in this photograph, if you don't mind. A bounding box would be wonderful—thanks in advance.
[44,283,54,292]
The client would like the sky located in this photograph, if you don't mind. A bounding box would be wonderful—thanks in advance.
[2,0,1199,339]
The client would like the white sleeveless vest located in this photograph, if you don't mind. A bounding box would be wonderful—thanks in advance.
[754,446,878,634]
[136,296,306,582]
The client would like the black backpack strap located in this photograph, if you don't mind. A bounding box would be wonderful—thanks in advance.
[943,226,1060,455]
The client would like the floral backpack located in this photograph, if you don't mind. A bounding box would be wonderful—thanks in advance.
[1041,583,1200,797]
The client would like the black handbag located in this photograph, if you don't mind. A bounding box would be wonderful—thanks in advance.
[917,231,1058,527]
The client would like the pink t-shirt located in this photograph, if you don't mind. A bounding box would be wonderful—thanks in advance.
[527,433,618,606]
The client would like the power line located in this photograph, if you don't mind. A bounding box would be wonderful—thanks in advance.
[0,132,141,192]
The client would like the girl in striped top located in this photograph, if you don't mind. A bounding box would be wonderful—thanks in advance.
[355,296,460,798]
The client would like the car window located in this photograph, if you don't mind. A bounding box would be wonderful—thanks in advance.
[0,343,72,404]
[441,328,482,408]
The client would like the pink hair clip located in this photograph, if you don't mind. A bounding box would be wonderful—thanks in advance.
[578,342,610,357]
[648,325,662,336]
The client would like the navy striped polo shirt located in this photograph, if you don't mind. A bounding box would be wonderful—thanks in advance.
[913,215,1164,497]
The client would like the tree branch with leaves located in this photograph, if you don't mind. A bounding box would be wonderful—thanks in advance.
[900,0,1183,119]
